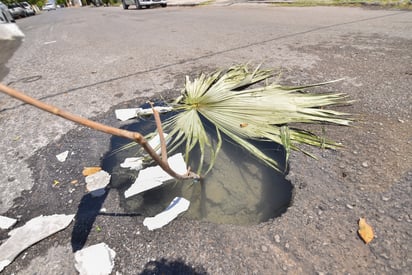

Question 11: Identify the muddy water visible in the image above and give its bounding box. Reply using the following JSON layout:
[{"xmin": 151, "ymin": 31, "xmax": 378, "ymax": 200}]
[{"xmin": 102, "ymin": 116, "xmax": 292, "ymax": 225}]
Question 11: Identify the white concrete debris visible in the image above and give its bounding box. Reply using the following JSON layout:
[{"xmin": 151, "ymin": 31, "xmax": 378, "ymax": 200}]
[
  {"xmin": 120, "ymin": 133, "xmax": 170, "ymax": 171},
  {"xmin": 85, "ymin": 170, "xmax": 111, "ymax": 197},
  {"xmin": 56, "ymin": 150, "xmax": 69, "ymax": 162},
  {"xmin": 0, "ymin": 214, "xmax": 74, "ymax": 272},
  {"xmin": 115, "ymin": 108, "xmax": 142, "ymax": 121},
  {"xmin": 115, "ymin": 106, "xmax": 173, "ymax": 121},
  {"xmin": 120, "ymin": 157, "xmax": 144, "ymax": 171},
  {"xmin": 124, "ymin": 153, "xmax": 187, "ymax": 198},
  {"xmin": 138, "ymin": 106, "xmax": 173, "ymax": 116},
  {"xmin": 143, "ymin": 197, "xmax": 190, "ymax": 230},
  {"xmin": 148, "ymin": 132, "xmax": 169, "ymax": 155},
  {"xmin": 74, "ymin": 243, "xmax": 116, "ymax": 275},
  {"xmin": 0, "ymin": 215, "xmax": 17, "ymax": 230}
]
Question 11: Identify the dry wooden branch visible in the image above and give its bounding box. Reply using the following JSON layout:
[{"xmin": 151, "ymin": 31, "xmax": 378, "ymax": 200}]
[
  {"xmin": 148, "ymin": 101, "xmax": 168, "ymax": 163},
  {"xmin": 0, "ymin": 83, "xmax": 200, "ymax": 181}
]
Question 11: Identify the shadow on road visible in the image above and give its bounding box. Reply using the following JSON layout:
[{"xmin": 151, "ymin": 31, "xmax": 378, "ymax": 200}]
[
  {"xmin": 71, "ymin": 191, "xmax": 142, "ymax": 252},
  {"xmin": 71, "ymin": 192, "xmax": 109, "ymax": 252},
  {"xmin": 140, "ymin": 258, "xmax": 208, "ymax": 275}
]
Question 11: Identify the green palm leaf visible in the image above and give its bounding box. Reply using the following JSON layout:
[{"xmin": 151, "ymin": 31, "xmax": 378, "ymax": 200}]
[{"xmin": 159, "ymin": 64, "xmax": 352, "ymax": 175}]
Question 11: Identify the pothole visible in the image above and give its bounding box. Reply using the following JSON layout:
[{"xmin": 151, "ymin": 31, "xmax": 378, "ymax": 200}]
[{"xmin": 102, "ymin": 107, "xmax": 293, "ymax": 225}]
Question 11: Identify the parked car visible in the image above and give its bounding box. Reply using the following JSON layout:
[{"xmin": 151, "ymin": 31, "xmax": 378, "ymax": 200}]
[
  {"xmin": 91, "ymin": 0, "xmax": 103, "ymax": 6},
  {"xmin": 121, "ymin": 0, "xmax": 167, "ymax": 10},
  {"xmin": 42, "ymin": 2, "xmax": 56, "ymax": 11},
  {"xmin": 0, "ymin": 1, "xmax": 15, "ymax": 23},
  {"xmin": 8, "ymin": 2, "xmax": 26, "ymax": 19},
  {"xmin": 19, "ymin": 2, "xmax": 35, "ymax": 16}
]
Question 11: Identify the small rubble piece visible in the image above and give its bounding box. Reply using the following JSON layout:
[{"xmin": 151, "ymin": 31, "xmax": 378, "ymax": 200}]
[
  {"xmin": 148, "ymin": 133, "xmax": 169, "ymax": 155},
  {"xmin": 56, "ymin": 150, "xmax": 69, "ymax": 162},
  {"xmin": 85, "ymin": 170, "xmax": 111, "ymax": 197},
  {"xmin": 115, "ymin": 106, "xmax": 173, "ymax": 121},
  {"xmin": 358, "ymin": 217, "xmax": 374, "ymax": 244},
  {"xmin": 346, "ymin": 204, "xmax": 354, "ymax": 209},
  {"xmin": 138, "ymin": 106, "xmax": 173, "ymax": 116},
  {"xmin": 0, "ymin": 215, "xmax": 17, "ymax": 230},
  {"xmin": 124, "ymin": 153, "xmax": 187, "ymax": 198},
  {"xmin": 82, "ymin": 166, "xmax": 102, "ymax": 176},
  {"xmin": 74, "ymin": 243, "xmax": 116, "ymax": 275},
  {"xmin": 120, "ymin": 157, "xmax": 144, "ymax": 171},
  {"xmin": 115, "ymin": 108, "xmax": 142, "ymax": 121},
  {"xmin": 0, "ymin": 214, "xmax": 74, "ymax": 272},
  {"xmin": 361, "ymin": 161, "xmax": 369, "ymax": 168},
  {"xmin": 120, "ymin": 133, "xmax": 169, "ymax": 171},
  {"xmin": 143, "ymin": 197, "xmax": 190, "ymax": 230}
]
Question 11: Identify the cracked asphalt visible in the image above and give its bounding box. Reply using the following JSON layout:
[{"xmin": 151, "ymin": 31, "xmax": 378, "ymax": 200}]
[{"xmin": 0, "ymin": 4, "xmax": 411, "ymax": 274}]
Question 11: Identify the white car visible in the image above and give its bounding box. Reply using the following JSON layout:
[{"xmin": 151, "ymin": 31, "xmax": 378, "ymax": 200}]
[
  {"xmin": 20, "ymin": 2, "xmax": 35, "ymax": 16},
  {"xmin": 122, "ymin": 0, "xmax": 167, "ymax": 9},
  {"xmin": 42, "ymin": 2, "xmax": 56, "ymax": 11}
]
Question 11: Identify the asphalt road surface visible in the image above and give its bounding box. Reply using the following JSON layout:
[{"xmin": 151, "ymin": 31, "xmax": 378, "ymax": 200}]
[{"xmin": 0, "ymin": 4, "xmax": 411, "ymax": 274}]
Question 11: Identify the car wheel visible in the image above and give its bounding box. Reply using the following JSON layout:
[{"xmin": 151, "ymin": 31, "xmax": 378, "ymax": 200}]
[
  {"xmin": 135, "ymin": 0, "xmax": 142, "ymax": 9},
  {"xmin": 161, "ymin": 3, "xmax": 167, "ymax": 7},
  {"xmin": 122, "ymin": 0, "xmax": 129, "ymax": 9}
]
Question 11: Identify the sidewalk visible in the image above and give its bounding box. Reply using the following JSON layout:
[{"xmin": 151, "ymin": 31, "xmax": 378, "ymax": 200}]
[{"xmin": 167, "ymin": 0, "xmax": 282, "ymax": 7}]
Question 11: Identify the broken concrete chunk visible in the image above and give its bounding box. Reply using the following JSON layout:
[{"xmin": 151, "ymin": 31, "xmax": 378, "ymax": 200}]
[
  {"xmin": 115, "ymin": 106, "xmax": 173, "ymax": 121},
  {"xmin": 0, "ymin": 260, "xmax": 11, "ymax": 273},
  {"xmin": 120, "ymin": 133, "xmax": 169, "ymax": 171},
  {"xmin": 143, "ymin": 197, "xmax": 190, "ymax": 230},
  {"xmin": 115, "ymin": 108, "xmax": 142, "ymax": 121},
  {"xmin": 85, "ymin": 170, "xmax": 111, "ymax": 197},
  {"xmin": 56, "ymin": 150, "xmax": 69, "ymax": 162},
  {"xmin": 74, "ymin": 243, "xmax": 116, "ymax": 275},
  {"xmin": 148, "ymin": 133, "xmax": 169, "ymax": 155},
  {"xmin": 124, "ymin": 153, "xmax": 187, "ymax": 198},
  {"xmin": 138, "ymin": 106, "xmax": 173, "ymax": 116},
  {"xmin": 120, "ymin": 157, "xmax": 144, "ymax": 171},
  {"xmin": 0, "ymin": 215, "xmax": 17, "ymax": 230},
  {"xmin": 0, "ymin": 214, "xmax": 74, "ymax": 272}
]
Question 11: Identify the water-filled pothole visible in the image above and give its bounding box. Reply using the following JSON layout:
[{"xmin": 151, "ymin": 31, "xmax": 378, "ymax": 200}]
[{"xmin": 102, "ymin": 110, "xmax": 292, "ymax": 225}]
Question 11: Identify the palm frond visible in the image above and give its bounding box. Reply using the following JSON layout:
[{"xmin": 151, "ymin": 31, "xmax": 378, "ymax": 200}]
[{"xmin": 160, "ymin": 64, "xmax": 352, "ymax": 175}]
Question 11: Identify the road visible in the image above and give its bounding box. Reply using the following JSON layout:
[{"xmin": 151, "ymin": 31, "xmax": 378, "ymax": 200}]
[{"xmin": 0, "ymin": 4, "xmax": 411, "ymax": 274}]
